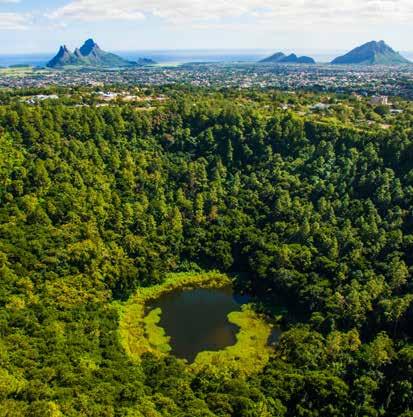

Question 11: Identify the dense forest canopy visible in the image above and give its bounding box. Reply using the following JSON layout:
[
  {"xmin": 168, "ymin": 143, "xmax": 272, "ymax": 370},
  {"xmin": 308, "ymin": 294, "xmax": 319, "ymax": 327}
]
[{"xmin": 0, "ymin": 88, "xmax": 412, "ymax": 417}]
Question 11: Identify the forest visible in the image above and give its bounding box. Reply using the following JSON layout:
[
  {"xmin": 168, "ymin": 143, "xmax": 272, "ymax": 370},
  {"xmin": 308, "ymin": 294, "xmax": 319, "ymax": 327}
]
[{"xmin": 0, "ymin": 88, "xmax": 412, "ymax": 417}]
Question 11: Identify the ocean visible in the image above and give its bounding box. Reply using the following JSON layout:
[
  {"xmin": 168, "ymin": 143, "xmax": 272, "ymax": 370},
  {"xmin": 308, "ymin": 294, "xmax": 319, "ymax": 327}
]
[
  {"xmin": 1, "ymin": 49, "xmax": 412, "ymax": 67},
  {"xmin": 0, "ymin": 50, "xmax": 277, "ymax": 67}
]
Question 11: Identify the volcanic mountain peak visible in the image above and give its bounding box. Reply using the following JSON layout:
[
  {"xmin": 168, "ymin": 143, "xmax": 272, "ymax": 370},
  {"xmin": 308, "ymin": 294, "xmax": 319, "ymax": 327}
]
[
  {"xmin": 260, "ymin": 51, "xmax": 316, "ymax": 64},
  {"xmin": 331, "ymin": 40, "xmax": 410, "ymax": 65},
  {"xmin": 47, "ymin": 39, "xmax": 156, "ymax": 68},
  {"xmin": 79, "ymin": 39, "xmax": 101, "ymax": 56}
]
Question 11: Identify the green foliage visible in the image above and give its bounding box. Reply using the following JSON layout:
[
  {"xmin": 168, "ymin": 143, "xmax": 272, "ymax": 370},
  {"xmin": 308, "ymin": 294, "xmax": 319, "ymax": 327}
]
[
  {"xmin": 193, "ymin": 305, "xmax": 273, "ymax": 376},
  {"xmin": 0, "ymin": 88, "xmax": 412, "ymax": 416},
  {"xmin": 143, "ymin": 308, "xmax": 172, "ymax": 354}
]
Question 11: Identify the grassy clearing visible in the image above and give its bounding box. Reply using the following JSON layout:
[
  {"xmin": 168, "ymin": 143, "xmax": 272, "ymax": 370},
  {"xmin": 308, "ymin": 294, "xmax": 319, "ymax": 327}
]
[
  {"xmin": 143, "ymin": 308, "xmax": 171, "ymax": 354},
  {"xmin": 118, "ymin": 271, "xmax": 231, "ymax": 362},
  {"xmin": 0, "ymin": 67, "xmax": 47, "ymax": 78},
  {"xmin": 118, "ymin": 271, "xmax": 274, "ymax": 375},
  {"xmin": 192, "ymin": 305, "xmax": 273, "ymax": 375}
]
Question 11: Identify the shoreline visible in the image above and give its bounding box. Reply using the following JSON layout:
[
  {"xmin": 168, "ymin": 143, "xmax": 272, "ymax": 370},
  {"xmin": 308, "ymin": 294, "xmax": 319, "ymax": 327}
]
[
  {"xmin": 118, "ymin": 272, "xmax": 232, "ymax": 362},
  {"xmin": 117, "ymin": 271, "xmax": 274, "ymax": 375}
]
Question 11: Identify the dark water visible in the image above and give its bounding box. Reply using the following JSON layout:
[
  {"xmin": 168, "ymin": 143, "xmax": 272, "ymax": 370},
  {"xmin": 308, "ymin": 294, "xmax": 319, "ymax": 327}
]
[{"xmin": 149, "ymin": 286, "xmax": 249, "ymax": 361}]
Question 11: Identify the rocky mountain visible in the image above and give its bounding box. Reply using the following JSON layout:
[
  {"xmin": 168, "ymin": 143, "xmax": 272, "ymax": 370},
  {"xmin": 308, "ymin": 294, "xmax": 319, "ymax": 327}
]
[
  {"xmin": 260, "ymin": 52, "xmax": 315, "ymax": 64},
  {"xmin": 47, "ymin": 39, "xmax": 156, "ymax": 68},
  {"xmin": 47, "ymin": 46, "xmax": 79, "ymax": 68},
  {"xmin": 331, "ymin": 40, "xmax": 410, "ymax": 65}
]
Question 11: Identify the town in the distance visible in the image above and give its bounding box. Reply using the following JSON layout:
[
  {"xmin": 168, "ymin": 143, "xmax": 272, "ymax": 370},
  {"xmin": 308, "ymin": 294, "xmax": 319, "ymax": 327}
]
[{"xmin": 0, "ymin": 38, "xmax": 412, "ymax": 100}]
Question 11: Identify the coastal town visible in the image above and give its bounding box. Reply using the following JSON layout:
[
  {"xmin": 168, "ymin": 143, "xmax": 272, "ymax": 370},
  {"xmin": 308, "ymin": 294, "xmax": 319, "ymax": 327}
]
[{"xmin": 0, "ymin": 62, "xmax": 412, "ymax": 99}]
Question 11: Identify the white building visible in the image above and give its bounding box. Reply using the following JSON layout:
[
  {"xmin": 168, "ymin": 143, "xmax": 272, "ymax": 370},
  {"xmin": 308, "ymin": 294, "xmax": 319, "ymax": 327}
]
[{"xmin": 370, "ymin": 96, "xmax": 388, "ymax": 106}]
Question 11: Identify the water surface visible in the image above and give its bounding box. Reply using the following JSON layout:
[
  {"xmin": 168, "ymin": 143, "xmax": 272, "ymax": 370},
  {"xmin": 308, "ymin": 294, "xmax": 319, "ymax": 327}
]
[{"xmin": 149, "ymin": 286, "xmax": 248, "ymax": 361}]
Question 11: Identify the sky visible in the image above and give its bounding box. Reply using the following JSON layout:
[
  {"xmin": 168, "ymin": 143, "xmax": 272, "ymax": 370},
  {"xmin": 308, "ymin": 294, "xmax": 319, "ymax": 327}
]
[{"xmin": 0, "ymin": 0, "xmax": 412, "ymax": 54}]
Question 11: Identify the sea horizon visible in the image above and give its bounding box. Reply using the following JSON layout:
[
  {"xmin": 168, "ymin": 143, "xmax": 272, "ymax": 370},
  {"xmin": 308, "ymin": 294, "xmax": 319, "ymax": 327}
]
[{"xmin": 1, "ymin": 48, "xmax": 413, "ymax": 67}]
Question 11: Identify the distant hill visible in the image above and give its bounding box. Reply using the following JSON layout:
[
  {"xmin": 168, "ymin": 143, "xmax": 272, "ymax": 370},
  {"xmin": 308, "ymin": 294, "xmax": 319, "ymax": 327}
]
[
  {"xmin": 331, "ymin": 41, "xmax": 410, "ymax": 65},
  {"xmin": 47, "ymin": 39, "xmax": 156, "ymax": 68},
  {"xmin": 9, "ymin": 64, "xmax": 32, "ymax": 68},
  {"xmin": 260, "ymin": 52, "xmax": 315, "ymax": 64}
]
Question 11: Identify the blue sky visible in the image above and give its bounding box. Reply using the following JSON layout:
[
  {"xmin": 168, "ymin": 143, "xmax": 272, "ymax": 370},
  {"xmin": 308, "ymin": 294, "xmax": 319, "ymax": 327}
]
[{"xmin": 1, "ymin": 0, "xmax": 412, "ymax": 54}]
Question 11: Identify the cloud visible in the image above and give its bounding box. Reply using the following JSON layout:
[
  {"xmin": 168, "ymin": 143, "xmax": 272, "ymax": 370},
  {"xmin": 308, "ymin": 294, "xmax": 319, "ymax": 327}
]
[
  {"xmin": 55, "ymin": 8, "xmax": 145, "ymax": 22},
  {"xmin": 0, "ymin": 12, "xmax": 30, "ymax": 30},
  {"xmin": 48, "ymin": 0, "xmax": 413, "ymax": 27},
  {"xmin": 47, "ymin": 0, "xmax": 146, "ymax": 22}
]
